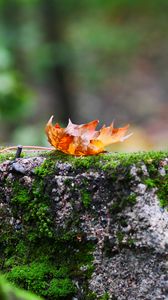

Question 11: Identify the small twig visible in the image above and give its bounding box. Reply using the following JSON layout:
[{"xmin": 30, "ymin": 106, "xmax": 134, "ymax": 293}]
[
  {"xmin": 0, "ymin": 146, "xmax": 54, "ymax": 153},
  {"xmin": 15, "ymin": 145, "xmax": 23, "ymax": 159}
]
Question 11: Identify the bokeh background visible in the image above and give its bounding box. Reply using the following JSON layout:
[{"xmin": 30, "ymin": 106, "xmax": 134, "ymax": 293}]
[{"xmin": 0, "ymin": 0, "xmax": 168, "ymax": 152}]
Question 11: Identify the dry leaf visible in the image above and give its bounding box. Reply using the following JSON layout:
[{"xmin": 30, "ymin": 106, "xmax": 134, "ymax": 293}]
[{"xmin": 45, "ymin": 116, "xmax": 132, "ymax": 156}]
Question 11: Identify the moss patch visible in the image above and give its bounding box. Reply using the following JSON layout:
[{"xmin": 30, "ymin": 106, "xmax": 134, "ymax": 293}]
[
  {"xmin": 81, "ymin": 190, "xmax": 92, "ymax": 208},
  {"xmin": 110, "ymin": 192, "xmax": 136, "ymax": 215},
  {"xmin": 1, "ymin": 149, "xmax": 167, "ymax": 172},
  {"xmin": 100, "ymin": 151, "xmax": 168, "ymax": 171},
  {"xmin": 144, "ymin": 158, "xmax": 168, "ymax": 208},
  {"xmin": 1, "ymin": 165, "xmax": 96, "ymax": 299},
  {"xmin": 5, "ymin": 262, "xmax": 75, "ymax": 298},
  {"xmin": 157, "ymin": 176, "xmax": 168, "ymax": 208},
  {"xmin": 0, "ymin": 152, "xmax": 15, "ymax": 163}
]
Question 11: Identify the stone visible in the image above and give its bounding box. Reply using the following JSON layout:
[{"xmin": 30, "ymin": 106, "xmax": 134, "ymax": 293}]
[{"xmin": 0, "ymin": 151, "xmax": 167, "ymax": 300}]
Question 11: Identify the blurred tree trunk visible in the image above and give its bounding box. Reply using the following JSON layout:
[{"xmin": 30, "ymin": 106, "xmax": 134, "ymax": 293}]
[
  {"xmin": 0, "ymin": 0, "xmax": 23, "ymax": 142},
  {"xmin": 1, "ymin": 0, "xmax": 24, "ymax": 72},
  {"xmin": 40, "ymin": 0, "xmax": 75, "ymax": 124}
]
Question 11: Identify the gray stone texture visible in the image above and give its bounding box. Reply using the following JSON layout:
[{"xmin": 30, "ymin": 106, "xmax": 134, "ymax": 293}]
[{"xmin": 0, "ymin": 154, "xmax": 168, "ymax": 300}]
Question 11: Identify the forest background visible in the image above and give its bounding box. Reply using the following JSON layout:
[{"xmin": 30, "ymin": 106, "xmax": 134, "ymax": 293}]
[{"xmin": 0, "ymin": 0, "xmax": 168, "ymax": 152}]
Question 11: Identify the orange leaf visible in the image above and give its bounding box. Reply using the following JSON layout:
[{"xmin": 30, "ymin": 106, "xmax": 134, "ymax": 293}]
[{"xmin": 45, "ymin": 116, "xmax": 132, "ymax": 156}]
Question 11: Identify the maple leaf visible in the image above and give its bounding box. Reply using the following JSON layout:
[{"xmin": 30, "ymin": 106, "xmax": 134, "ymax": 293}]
[{"xmin": 45, "ymin": 116, "xmax": 132, "ymax": 156}]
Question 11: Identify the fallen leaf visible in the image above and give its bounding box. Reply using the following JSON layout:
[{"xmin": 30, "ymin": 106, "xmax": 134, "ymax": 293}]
[{"xmin": 45, "ymin": 116, "xmax": 132, "ymax": 156}]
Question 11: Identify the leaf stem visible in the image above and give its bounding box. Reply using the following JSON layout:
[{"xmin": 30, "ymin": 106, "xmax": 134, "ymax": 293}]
[{"xmin": 0, "ymin": 146, "xmax": 54, "ymax": 153}]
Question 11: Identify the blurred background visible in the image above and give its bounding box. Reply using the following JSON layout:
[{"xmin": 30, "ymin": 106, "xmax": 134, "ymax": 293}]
[{"xmin": 0, "ymin": 0, "xmax": 168, "ymax": 152}]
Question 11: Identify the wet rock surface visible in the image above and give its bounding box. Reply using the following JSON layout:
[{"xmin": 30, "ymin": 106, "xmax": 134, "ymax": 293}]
[{"xmin": 0, "ymin": 153, "xmax": 168, "ymax": 300}]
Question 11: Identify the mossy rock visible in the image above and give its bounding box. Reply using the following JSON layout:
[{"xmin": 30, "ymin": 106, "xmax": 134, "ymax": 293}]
[{"xmin": 0, "ymin": 150, "xmax": 167, "ymax": 299}]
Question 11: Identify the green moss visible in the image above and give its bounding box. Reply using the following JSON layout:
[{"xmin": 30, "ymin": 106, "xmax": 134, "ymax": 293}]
[
  {"xmin": 73, "ymin": 154, "xmax": 103, "ymax": 169},
  {"xmin": 35, "ymin": 150, "xmax": 168, "ymax": 173},
  {"xmin": 81, "ymin": 190, "xmax": 92, "ymax": 208},
  {"xmin": 2, "ymin": 168, "xmax": 96, "ymax": 299},
  {"xmin": 144, "ymin": 158, "xmax": 168, "ymax": 208},
  {"xmin": 0, "ymin": 152, "xmax": 15, "ymax": 163},
  {"xmin": 0, "ymin": 150, "xmax": 27, "ymax": 163},
  {"xmin": 164, "ymin": 165, "xmax": 168, "ymax": 171},
  {"xmin": 5, "ymin": 262, "xmax": 76, "ymax": 298},
  {"xmin": 156, "ymin": 174, "xmax": 168, "ymax": 208},
  {"xmin": 0, "ymin": 149, "xmax": 168, "ymax": 170},
  {"xmin": 101, "ymin": 151, "xmax": 168, "ymax": 171},
  {"xmin": 100, "ymin": 292, "xmax": 110, "ymax": 300},
  {"xmin": 1, "ymin": 149, "xmax": 163, "ymax": 182},
  {"xmin": 144, "ymin": 178, "xmax": 156, "ymax": 188},
  {"xmin": 12, "ymin": 183, "xmax": 30, "ymax": 204},
  {"xmin": 34, "ymin": 150, "xmax": 102, "ymax": 172},
  {"xmin": 10, "ymin": 180, "xmax": 53, "ymax": 239},
  {"xmin": 85, "ymin": 291, "xmax": 97, "ymax": 299},
  {"xmin": 116, "ymin": 231, "xmax": 124, "ymax": 244},
  {"xmin": 127, "ymin": 238, "xmax": 136, "ymax": 247},
  {"xmin": 3, "ymin": 222, "xmax": 95, "ymax": 299},
  {"xmin": 110, "ymin": 193, "xmax": 136, "ymax": 214},
  {"xmin": 127, "ymin": 193, "xmax": 136, "ymax": 204}
]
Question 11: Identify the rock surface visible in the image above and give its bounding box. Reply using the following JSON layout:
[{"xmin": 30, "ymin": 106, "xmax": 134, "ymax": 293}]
[{"xmin": 0, "ymin": 151, "xmax": 167, "ymax": 300}]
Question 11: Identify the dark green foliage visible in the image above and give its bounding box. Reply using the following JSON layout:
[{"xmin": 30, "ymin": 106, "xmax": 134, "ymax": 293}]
[{"xmin": 0, "ymin": 81, "xmax": 29, "ymax": 121}]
